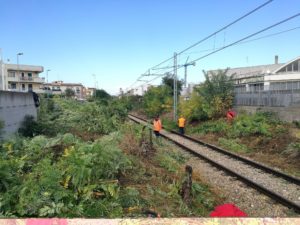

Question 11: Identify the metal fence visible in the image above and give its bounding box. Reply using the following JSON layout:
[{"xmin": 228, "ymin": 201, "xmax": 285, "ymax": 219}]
[{"xmin": 234, "ymin": 88, "xmax": 300, "ymax": 107}]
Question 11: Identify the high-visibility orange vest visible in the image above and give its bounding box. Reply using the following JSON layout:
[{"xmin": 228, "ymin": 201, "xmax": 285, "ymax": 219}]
[
  {"xmin": 178, "ymin": 117, "xmax": 186, "ymax": 127},
  {"xmin": 153, "ymin": 119, "xmax": 162, "ymax": 131}
]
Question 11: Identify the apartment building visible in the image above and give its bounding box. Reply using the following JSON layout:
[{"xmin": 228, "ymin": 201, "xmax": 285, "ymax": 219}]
[
  {"xmin": 0, "ymin": 61, "xmax": 44, "ymax": 93},
  {"xmin": 44, "ymin": 81, "xmax": 85, "ymax": 99}
]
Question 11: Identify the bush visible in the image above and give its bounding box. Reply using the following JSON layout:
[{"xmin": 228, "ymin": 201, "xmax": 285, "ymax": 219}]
[
  {"xmin": 293, "ymin": 120, "xmax": 300, "ymax": 128},
  {"xmin": 179, "ymin": 93, "xmax": 208, "ymax": 122},
  {"xmin": 18, "ymin": 115, "xmax": 40, "ymax": 137},
  {"xmin": 0, "ymin": 133, "xmax": 133, "ymax": 217},
  {"xmin": 218, "ymin": 138, "xmax": 249, "ymax": 153},
  {"xmin": 190, "ymin": 119, "xmax": 230, "ymax": 135},
  {"xmin": 231, "ymin": 113, "xmax": 272, "ymax": 137},
  {"xmin": 142, "ymin": 86, "xmax": 173, "ymax": 117},
  {"xmin": 35, "ymin": 98, "xmax": 128, "ymax": 137}
]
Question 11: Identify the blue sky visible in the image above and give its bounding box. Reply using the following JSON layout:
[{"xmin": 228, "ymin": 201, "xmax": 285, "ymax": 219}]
[{"xmin": 1, "ymin": 0, "xmax": 300, "ymax": 94}]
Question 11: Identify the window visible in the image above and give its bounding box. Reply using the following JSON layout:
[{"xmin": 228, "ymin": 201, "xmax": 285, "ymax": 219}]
[
  {"xmin": 293, "ymin": 61, "xmax": 299, "ymax": 72},
  {"xmin": 28, "ymin": 84, "xmax": 33, "ymax": 91},
  {"xmin": 287, "ymin": 64, "xmax": 293, "ymax": 72},
  {"xmin": 9, "ymin": 83, "xmax": 17, "ymax": 89},
  {"xmin": 22, "ymin": 84, "xmax": 25, "ymax": 91},
  {"xmin": 28, "ymin": 73, "xmax": 33, "ymax": 80},
  {"xmin": 52, "ymin": 86, "xmax": 61, "ymax": 91},
  {"xmin": 8, "ymin": 71, "xmax": 15, "ymax": 77},
  {"xmin": 249, "ymin": 83, "xmax": 263, "ymax": 92},
  {"xmin": 270, "ymin": 81, "xmax": 300, "ymax": 90},
  {"xmin": 234, "ymin": 85, "xmax": 246, "ymax": 93}
]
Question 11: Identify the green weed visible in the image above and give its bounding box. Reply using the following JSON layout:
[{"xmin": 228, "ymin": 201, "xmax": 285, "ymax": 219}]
[{"xmin": 218, "ymin": 138, "xmax": 250, "ymax": 153}]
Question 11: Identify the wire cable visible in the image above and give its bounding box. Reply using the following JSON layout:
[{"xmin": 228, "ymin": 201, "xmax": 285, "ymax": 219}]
[
  {"xmin": 126, "ymin": 0, "xmax": 274, "ymax": 91},
  {"xmin": 184, "ymin": 13, "xmax": 300, "ymax": 68},
  {"xmin": 130, "ymin": 16, "xmax": 300, "ymax": 92},
  {"xmin": 150, "ymin": 0, "xmax": 274, "ymax": 70}
]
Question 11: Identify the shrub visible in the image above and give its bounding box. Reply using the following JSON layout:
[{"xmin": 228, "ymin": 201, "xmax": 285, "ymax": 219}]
[
  {"xmin": 218, "ymin": 138, "xmax": 249, "ymax": 153},
  {"xmin": 190, "ymin": 119, "xmax": 230, "ymax": 135},
  {"xmin": 18, "ymin": 115, "xmax": 40, "ymax": 137},
  {"xmin": 142, "ymin": 86, "xmax": 173, "ymax": 117},
  {"xmin": 179, "ymin": 92, "xmax": 208, "ymax": 122},
  {"xmin": 0, "ymin": 133, "xmax": 133, "ymax": 217},
  {"xmin": 231, "ymin": 113, "xmax": 272, "ymax": 137},
  {"xmin": 293, "ymin": 120, "xmax": 300, "ymax": 128},
  {"xmin": 197, "ymin": 69, "xmax": 234, "ymax": 119}
]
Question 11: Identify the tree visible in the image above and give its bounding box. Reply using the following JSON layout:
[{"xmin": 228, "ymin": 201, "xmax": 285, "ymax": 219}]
[
  {"xmin": 65, "ymin": 88, "xmax": 75, "ymax": 98},
  {"xmin": 196, "ymin": 69, "xmax": 234, "ymax": 118},
  {"xmin": 142, "ymin": 86, "xmax": 173, "ymax": 117},
  {"xmin": 95, "ymin": 89, "xmax": 111, "ymax": 100},
  {"xmin": 179, "ymin": 91, "xmax": 208, "ymax": 121},
  {"xmin": 162, "ymin": 76, "xmax": 183, "ymax": 96}
]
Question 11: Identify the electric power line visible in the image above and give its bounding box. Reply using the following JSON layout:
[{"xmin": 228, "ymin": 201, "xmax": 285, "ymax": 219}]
[
  {"xmin": 185, "ymin": 12, "xmax": 300, "ymax": 68},
  {"xmin": 126, "ymin": 0, "xmax": 274, "ymax": 89},
  {"xmin": 181, "ymin": 26, "xmax": 300, "ymax": 55},
  {"xmin": 133, "ymin": 13, "xmax": 300, "ymax": 90},
  {"xmin": 150, "ymin": 0, "xmax": 274, "ymax": 71}
]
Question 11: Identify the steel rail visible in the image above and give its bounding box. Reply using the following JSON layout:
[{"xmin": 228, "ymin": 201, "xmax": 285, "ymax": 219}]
[
  {"xmin": 128, "ymin": 114, "xmax": 300, "ymax": 213},
  {"xmin": 128, "ymin": 114, "xmax": 300, "ymax": 185}
]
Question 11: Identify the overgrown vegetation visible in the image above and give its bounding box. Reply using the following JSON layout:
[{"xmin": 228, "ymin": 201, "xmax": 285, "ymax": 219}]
[
  {"xmin": 0, "ymin": 133, "xmax": 135, "ymax": 217},
  {"xmin": 190, "ymin": 112, "xmax": 284, "ymax": 138},
  {"xmin": 1, "ymin": 94, "xmax": 220, "ymax": 217},
  {"xmin": 22, "ymin": 97, "xmax": 128, "ymax": 139},
  {"xmin": 142, "ymin": 86, "xmax": 173, "ymax": 117}
]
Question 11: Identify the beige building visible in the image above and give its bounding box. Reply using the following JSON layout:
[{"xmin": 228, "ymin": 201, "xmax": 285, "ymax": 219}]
[
  {"xmin": 0, "ymin": 61, "xmax": 44, "ymax": 93},
  {"xmin": 44, "ymin": 81, "xmax": 85, "ymax": 99},
  {"xmin": 83, "ymin": 87, "xmax": 96, "ymax": 98}
]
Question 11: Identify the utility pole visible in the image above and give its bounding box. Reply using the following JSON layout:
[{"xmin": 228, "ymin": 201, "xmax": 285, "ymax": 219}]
[
  {"xmin": 173, "ymin": 52, "xmax": 178, "ymax": 121},
  {"xmin": 183, "ymin": 61, "xmax": 196, "ymax": 88},
  {"xmin": 17, "ymin": 53, "xmax": 23, "ymax": 91},
  {"xmin": 46, "ymin": 69, "xmax": 51, "ymax": 98}
]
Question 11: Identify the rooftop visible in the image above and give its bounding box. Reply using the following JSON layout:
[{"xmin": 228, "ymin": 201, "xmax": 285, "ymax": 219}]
[{"xmin": 5, "ymin": 63, "xmax": 44, "ymax": 73}]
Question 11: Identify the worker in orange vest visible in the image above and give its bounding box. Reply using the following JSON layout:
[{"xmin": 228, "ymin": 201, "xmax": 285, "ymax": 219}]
[
  {"xmin": 153, "ymin": 115, "xmax": 162, "ymax": 137},
  {"xmin": 178, "ymin": 115, "xmax": 186, "ymax": 135}
]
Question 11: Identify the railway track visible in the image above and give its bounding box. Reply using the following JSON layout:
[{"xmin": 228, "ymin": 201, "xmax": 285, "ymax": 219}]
[{"xmin": 128, "ymin": 114, "xmax": 300, "ymax": 213}]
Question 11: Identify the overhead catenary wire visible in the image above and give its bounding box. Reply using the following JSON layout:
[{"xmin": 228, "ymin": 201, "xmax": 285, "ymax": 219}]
[
  {"xmin": 133, "ymin": 13, "xmax": 300, "ymax": 89},
  {"xmin": 184, "ymin": 12, "xmax": 300, "ymax": 68},
  {"xmin": 181, "ymin": 26, "xmax": 300, "ymax": 55},
  {"xmin": 126, "ymin": 0, "xmax": 274, "ymax": 91},
  {"xmin": 151, "ymin": 0, "xmax": 274, "ymax": 70}
]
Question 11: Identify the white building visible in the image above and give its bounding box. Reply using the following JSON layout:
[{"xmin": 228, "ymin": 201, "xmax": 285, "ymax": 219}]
[
  {"xmin": 0, "ymin": 61, "xmax": 44, "ymax": 93},
  {"xmin": 208, "ymin": 56, "xmax": 300, "ymax": 122},
  {"xmin": 221, "ymin": 56, "xmax": 300, "ymax": 92}
]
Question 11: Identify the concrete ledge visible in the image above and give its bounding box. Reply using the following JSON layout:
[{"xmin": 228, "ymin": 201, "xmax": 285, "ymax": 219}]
[{"xmin": 0, "ymin": 91, "xmax": 37, "ymax": 139}]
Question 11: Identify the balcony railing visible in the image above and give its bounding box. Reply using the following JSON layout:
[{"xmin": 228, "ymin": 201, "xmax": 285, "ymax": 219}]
[{"xmin": 7, "ymin": 76, "xmax": 45, "ymax": 83}]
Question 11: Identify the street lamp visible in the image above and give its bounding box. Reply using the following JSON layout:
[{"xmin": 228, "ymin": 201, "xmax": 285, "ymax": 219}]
[
  {"xmin": 46, "ymin": 69, "xmax": 51, "ymax": 97},
  {"xmin": 17, "ymin": 53, "xmax": 23, "ymax": 91},
  {"xmin": 17, "ymin": 52, "xmax": 23, "ymax": 65}
]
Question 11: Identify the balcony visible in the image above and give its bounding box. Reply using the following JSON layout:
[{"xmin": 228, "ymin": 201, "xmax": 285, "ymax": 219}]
[{"xmin": 7, "ymin": 76, "xmax": 45, "ymax": 83}]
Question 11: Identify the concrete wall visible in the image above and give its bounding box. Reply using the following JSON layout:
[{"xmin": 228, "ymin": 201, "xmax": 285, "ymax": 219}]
[
  {"xmin": 0, "ymin": 91, "xmax": 37, "ymax": 139},
  {"xmin": 235, "ymin": 105, "xmax": 300, "ymax": 122}
]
